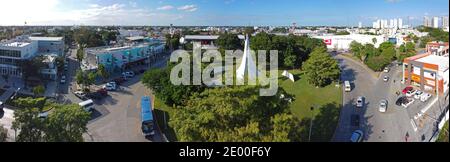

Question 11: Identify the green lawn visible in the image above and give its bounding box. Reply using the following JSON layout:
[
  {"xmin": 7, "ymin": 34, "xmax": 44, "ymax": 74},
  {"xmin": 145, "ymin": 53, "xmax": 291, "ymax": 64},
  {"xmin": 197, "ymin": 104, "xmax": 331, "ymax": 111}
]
[
  {"xmin": 279, "ymin": 70, "xmax": 342, "ymax": 120},
  {"xmin": 153, "ymin": 69, "xmax": 343, "ymax": 142},
  {"xmin": 437, "ymin": 121, "xmax": 449, "ymax": 142},
  {"xmin": 153, "ymin": 96, "xmax": 178, "ymax": 142}
]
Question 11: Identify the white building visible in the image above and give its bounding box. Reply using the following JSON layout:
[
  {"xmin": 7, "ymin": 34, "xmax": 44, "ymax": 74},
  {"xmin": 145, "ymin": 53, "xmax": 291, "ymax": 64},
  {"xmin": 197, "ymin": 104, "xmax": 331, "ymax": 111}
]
[
  {"xmin": 398, "ymin": 18, "xmax": 403, "ymax": 29},
  {"xmin": 424, "ymin": 16, "xmax": 432, "ymax": 27},
  {"xmin": 358, "ymin": 22, "xmax": 362, "ymax": 28},
  {"xmin": 442, "ymin": 16, "xmax": 449, "ymax": 31},
  {"xmin": 0, "ymin": 41, "xmax": 39, "ymax": 77},
  {"xmin": 312, "ymin": 34, "xmax": 386, "ymax": 51},
  {"xmin": 29, "ymin": 37, "xmax": 64, "ymax": 56},
  {"xmin": 433, "ymin": 17, "xmax": 439, "ymax": 28}
]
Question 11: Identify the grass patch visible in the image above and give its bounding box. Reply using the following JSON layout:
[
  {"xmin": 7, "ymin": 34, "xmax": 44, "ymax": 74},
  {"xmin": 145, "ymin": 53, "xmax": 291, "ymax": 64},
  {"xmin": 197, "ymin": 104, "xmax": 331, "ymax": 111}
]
[
  {"xmin": 437, "ymin": 121, "xmax": 448, "ymax": 142},
  {"xmin": 153, "ymin": 96, "xmax": 178, "ymax": 142},
  {"xmin": 279, "ymin": 69, "xmax": 342, "ymax": 141}
]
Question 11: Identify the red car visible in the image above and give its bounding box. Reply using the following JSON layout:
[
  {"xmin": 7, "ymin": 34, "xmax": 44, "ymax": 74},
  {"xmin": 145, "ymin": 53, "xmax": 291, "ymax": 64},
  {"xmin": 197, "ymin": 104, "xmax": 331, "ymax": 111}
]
[
  {"xmin": 402, "ymin": 86, "xmax": 413, "ymax": 94},
  {"xmin": 96, "ymin": 88, "xmax": 108, "ymax": 96}
]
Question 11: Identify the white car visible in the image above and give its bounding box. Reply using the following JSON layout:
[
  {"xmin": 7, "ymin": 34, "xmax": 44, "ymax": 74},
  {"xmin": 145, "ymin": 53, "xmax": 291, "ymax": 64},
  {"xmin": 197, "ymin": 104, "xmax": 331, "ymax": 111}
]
[
  {"xmin": 406, "ymin": 90, "xmax": 417, "ymax": 98},
  {"xmin": 60, "ymin": 76, "xmax": 66, "ymax": 84},
  {"xmin": 103, "ymin": 82, "xmax": 117, "ymax": 91},
  {"xmin": 350, "ymin": 130, "xmax": 364, "ymax": 142},
  {"xmin": 414, "ymin": 90, "xmax": 424, "ymax": 100},
  {"xmin": 383, "ymin": 67, "xmax": 390, "ymax": 73},
  {"xmin": 122, "ymin": 71, "xmax": 135, "ymax": 78},
  {"xmin": 379, "ymin": 100, "xmax": 388, "ymax": 113},
  {"xmin": 383, "ymin": 76, "xmax": 389, "ymax": 82},
  {"xmin": 420, "ymin": 93, "xmax": 432, "ymax": 102},
  {"xmin": 402, "ymin": 98, "xmax": 415, "ymax": 108}
]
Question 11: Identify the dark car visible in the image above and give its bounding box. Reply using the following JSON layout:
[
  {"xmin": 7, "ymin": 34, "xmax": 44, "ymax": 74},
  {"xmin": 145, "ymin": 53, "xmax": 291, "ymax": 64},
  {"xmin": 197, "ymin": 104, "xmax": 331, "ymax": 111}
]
[
  {"xmin": 96, "ymin": 88, "xmax": 108, "ymax": 96},
  {"xmin": 86, "ymin": 92, "xmax": 104, "ymax": 100},
  {"xmin": 139, "ymin": 69, "xmax": 146, "ymax": 74},
  {"xmin": 114, "ymin": 77, "xmax": 126, "ymax": 85},
  {"xmin": 396, "ymin": 96, "xmax": 407, "ymax": 106},
  {"xmin": 351, "ymin": 114, "xmax": 360, "ymax": 127}
]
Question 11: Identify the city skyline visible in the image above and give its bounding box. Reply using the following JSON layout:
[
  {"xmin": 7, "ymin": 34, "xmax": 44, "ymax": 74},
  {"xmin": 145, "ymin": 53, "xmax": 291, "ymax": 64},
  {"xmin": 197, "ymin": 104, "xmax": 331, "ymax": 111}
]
[{"xmin": 0, "ymin": 0, "xmax": 448, "ymax": 26}]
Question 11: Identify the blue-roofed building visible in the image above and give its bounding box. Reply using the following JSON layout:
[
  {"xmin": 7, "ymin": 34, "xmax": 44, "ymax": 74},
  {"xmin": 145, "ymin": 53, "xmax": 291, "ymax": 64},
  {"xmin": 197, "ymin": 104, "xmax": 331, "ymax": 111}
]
[{"xmin": 83, "ymin": 38, "xmax": 165, "ymax": 73}]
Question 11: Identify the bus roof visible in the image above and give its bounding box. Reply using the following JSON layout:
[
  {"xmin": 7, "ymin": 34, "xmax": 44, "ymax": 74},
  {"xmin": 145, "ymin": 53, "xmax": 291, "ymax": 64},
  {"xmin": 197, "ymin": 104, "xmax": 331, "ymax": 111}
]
[{"xmin": 141, "ymin": 96, "xmax": 153, "ymax": 121}]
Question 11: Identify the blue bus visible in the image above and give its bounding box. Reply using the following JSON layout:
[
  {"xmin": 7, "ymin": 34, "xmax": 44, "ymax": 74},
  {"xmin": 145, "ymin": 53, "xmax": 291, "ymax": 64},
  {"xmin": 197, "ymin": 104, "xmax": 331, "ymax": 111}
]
[{"xmin": 141, "ymin": 96, "xmax": 155, "ymax": 136}]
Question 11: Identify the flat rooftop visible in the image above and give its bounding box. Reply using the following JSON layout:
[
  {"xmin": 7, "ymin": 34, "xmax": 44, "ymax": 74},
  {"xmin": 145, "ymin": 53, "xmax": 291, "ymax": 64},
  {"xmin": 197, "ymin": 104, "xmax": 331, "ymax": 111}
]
[
  {"xmin": 184, "ymin": 35, "xmax": 245, "ymax": 40},
  {"xmin": 0, "ymin": 42, "xmax": 31, "ymax": 47},
  {"xmin": 416, "ymin": 55, "xmax": 449, "ymax": 71},
  {"xmin": 126, "ymin": 36, "xmax": 146, "ymax": 41},
  {"xmin": 29, "ymin": 37, "xmax": 63, "ymax": 41}
]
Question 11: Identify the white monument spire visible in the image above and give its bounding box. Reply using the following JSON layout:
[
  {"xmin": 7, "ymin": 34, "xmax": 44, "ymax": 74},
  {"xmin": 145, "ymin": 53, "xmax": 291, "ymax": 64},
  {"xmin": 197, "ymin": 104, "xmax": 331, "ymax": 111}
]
[{"xmin": 236, "ymin": 35, "xmax": 258, "ymax": 82}]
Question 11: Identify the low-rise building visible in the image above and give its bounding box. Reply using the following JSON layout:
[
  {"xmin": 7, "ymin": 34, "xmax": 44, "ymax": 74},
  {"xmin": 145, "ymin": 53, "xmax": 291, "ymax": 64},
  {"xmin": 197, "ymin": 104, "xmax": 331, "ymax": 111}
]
[
  {"xmin": 29, "ymin": 37, "xmax": 65, "ymax": 56},
  {"xmin": 40, "ymin": 54, "xmax": 58, "ymax": 80},
  {"xmin": 403, "ymin": 53, "xmax": 449, "ymax": 96},
  {"xmin": 312, "ymin": 34, "xmax": 386, "ymax": 51},
  {"xmin": 426, "ymin": 41, "xmax": 449, "ymax": 56},
  {"xmin": 84, "ymin": 39, "xmax": 165, "ymax": 73},
  {"xmin": 0, "ymin": 41, "xmax": 38, "ymax": 77}
]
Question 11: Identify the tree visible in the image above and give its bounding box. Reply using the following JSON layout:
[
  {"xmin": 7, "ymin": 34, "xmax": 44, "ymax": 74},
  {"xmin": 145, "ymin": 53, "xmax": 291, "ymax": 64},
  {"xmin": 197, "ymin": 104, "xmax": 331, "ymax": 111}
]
[
  {"xmin": 97, "ymin": 64, "xmax": 109, "ymax": 82},
  {"xmin": 86, "ymin": 72, "xmax": 97, "ymax": 91},
  {"xmin": 169, "ymin": 86, "xmax": 301, "ymax": 142},
  {"xmin": 0, "ymin": 125, "xmax": 7, "ymax": 142},
  {"xmin": 76, "ymin": 47, "xmax": 84, "ymax": 64},
  {"xmin": 335, "ymin": 31, "xmax": 350, "ymax": 35},
  {"xmin": 11, "ymin": 97, "xmax": 90, "ymax": 142},
  {"xmin": 366, "ymin": 55, "xmax": 390, "ymax": 71},
  {"xmin": 302, "ymin": 47, "xmax": 341, "ymax": 87},
  {"xmin": 44, "ymin": 104, "xmax": 90, "ymax": 142},
  {"xmin": 349, "ymin": 41, "xmax": 363, "ymax": 61},
  {"xmin": 283, "ymin": 46, "xmax": 297, "ymax": 69},
  {"xmin": 32, "ymin": 85, "xmax": 45, "ymax": 97},
  {"xmin": 12, "ymin": 107, "xmax": 45, "ymax": 142},
  {"xmin": 18, "ymin": 56, "xmax": 46, "ymax": 86},
  {"xmin": 217, "ymin": 33, "xmax": 242, "ymax": 50},
  {"xmin": 372, "ymin": 38, "xmax": 377, "ymax": 45}
]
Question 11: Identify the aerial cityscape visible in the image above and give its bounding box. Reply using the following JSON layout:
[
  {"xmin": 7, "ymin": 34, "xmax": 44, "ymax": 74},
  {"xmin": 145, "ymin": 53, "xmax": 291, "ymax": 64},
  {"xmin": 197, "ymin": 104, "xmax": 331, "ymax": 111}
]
[{"xmin": 0, "ymin": 0, "xmax": 448, "ymax": 144}]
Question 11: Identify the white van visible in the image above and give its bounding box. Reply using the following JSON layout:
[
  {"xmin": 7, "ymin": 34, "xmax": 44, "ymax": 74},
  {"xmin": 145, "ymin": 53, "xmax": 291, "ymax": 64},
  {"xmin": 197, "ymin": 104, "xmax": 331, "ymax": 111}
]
[
  {"xmin": 344, "ymin": 81, "xmax": 351, "ymax": 92},
  {"xmin": 79, "ymin": 99, "xmax": 94, "ymax": 112}
]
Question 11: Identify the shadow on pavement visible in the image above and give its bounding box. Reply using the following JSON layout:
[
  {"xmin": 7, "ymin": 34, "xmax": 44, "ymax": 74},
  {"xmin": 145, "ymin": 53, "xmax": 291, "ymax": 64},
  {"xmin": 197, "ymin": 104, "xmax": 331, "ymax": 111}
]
[{"xmin": 154, "ymin": 109, "xmax": 178, "ymax": 142}]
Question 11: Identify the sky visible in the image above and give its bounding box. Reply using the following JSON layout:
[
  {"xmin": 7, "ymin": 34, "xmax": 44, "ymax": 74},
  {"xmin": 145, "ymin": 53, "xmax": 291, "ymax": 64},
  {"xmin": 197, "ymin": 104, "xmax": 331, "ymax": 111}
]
[{"xmin": 0, "ymin": 0, "xmax": 448, "ymax": 26}]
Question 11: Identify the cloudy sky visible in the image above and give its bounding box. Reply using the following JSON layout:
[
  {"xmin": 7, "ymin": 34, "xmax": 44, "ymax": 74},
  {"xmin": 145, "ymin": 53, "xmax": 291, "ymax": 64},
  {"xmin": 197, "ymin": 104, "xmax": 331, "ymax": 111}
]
[{"xmin": 0, "ymin": 0, "xmax": 448, "ymax": 26}]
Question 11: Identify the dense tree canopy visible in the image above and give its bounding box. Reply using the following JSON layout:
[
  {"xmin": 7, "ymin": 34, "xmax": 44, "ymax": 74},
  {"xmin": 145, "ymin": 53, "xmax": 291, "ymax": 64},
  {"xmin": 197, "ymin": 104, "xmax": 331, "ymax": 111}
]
[
  {"xmin": 302, "ymin": 47, "xmax": 340, "ymax": 87},
  {"xmin": 11, "ymin": 98, "xmax": 90, "ymax": 142},
  {"xmin": 170, "ymin": 86, "xmax": 304, "ymax": 142},
  {"xmin": 250, "ymin": 32, "xmax": 325, "ymax": 68},
  {"xmin": 217, "ymin": 33, "xmax": 242, "ymax": 50}
]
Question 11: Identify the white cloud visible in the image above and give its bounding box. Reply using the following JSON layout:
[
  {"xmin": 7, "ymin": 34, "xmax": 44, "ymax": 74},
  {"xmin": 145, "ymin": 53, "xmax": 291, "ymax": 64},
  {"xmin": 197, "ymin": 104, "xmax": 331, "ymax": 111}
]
[
  {"xmin": 178, "ymin": 5, "xmax": 198, "ymax": 12},
  {"xmin": 157, "ymin": 5, "xmax": 174, "ymax": 10}
]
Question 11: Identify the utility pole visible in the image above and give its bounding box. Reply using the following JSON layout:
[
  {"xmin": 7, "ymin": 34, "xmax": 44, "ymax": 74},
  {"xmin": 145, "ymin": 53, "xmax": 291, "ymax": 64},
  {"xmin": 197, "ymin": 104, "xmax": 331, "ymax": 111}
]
[{"xmin": 308, "ymin": 106, "xmax": 315, "ymax": 142}]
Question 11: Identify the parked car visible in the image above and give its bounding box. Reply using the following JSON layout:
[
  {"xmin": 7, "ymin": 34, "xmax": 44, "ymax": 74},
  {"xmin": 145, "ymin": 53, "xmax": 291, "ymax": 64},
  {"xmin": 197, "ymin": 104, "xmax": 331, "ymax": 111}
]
[
  {"xmin": 383, "ymin": 76, "xmax": 389, "ymax": 82},
  {"xmin": 383, "ymin": 67, "xmax": 390, "ymax": 73},
  {"xmin": 396, "ymin": 96, "xmax": 414, "ymax": 108},
  {"xmin": 96, "ymin": 88, "xmax": 108, "ymax": 96},
  {"xmin": 406, "ymin": 89, "xmax": 417, "ymax": 98},
  {"xmin": 103, "ymin": 82, "xmax": 117, "ymax": 91},
  {"xmin": 356, "ymin": 96, "xmax": 364, "ymax": 108},
  {"xmin": 86, "ymin": 92, "xmax": 104, "ymax": 100},
  {"xmin": 402, "ymin": 86, "xmax": 413, "ymax": 94},
  {"xmin": 0, "ymin": 101, "xmax": 4, "ymax": 112},
  {"xmin": 139, "ymin": 69, "xmax": 146, "ymax": 74},
  {"xmin": 122, "ymin": 71, "xmax": 135, "ymax": 78},
  {"xmin": 414, "ymin": 90, "xmax": 424, "ymax": 100},
  {"xmin": 60, "ymin": 76, "xmax": 66, "ymax": 84},
  {"xmin": 351, "ymin": 114, "xmax": 360, "ymax": 127},
  {"xmin": 379, "ymin": 100, "xmax": 388, "ymax": 113},
  {"xmin": 74, "ymin": 91, "xmax": 87, "ymax": 100},
  {"xmin": 350, "ymin": 130, "xmax": 364, "ymax": 142},
  {"xmin": 114, "ymin": 78, "xmax": 126, "ymax": 85},
  {"xmin": 420, "ymin": 93, "xmax": 432, "ymax": 102}
]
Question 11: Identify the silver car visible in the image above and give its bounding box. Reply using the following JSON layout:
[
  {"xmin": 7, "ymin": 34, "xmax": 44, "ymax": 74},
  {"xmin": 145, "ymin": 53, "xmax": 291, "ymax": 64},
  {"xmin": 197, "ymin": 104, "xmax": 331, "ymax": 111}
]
[
  {"xmin": 356, "ymin": 96, "xmax": 364, "ymax": 108},
  {"xmin": 379, "ymin": 100, "xmax": 387, "ymax": 113}
]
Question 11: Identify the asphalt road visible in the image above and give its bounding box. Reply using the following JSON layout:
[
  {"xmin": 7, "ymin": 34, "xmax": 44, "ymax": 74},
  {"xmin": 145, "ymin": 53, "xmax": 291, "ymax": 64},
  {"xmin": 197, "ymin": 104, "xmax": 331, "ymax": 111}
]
[{"xmin": 333, "ymin": 55, "xmax": 417, "ymax": 142}]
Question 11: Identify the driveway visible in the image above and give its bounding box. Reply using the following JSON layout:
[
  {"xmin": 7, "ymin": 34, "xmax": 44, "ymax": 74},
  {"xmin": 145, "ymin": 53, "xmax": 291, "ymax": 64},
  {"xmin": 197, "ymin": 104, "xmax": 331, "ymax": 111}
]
[{"xmin": 333, "ymin": 55, "xmax": 417, "ymax": 142}]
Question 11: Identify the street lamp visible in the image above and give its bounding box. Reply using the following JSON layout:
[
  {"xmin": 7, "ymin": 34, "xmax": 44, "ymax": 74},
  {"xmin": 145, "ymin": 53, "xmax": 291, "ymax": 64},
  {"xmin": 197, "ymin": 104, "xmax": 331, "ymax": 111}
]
[{"xmin": 308, "ymin": 106, "xmax": 314, "ymax": 142}]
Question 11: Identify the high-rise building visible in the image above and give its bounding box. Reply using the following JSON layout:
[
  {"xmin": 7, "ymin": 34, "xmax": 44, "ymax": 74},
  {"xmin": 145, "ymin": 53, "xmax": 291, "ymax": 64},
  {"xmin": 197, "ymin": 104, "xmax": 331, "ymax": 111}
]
[
  {"xmin": 398, "ymin": 18, "xmax": 403, "ymax": 29},
  {"xmin": 433, "ymin": 17, "xmax": 439, "ymax": 28},
  {"xmin": 442, "ymin": 16, "xmax": 449, "ymax": 29},
  {"xmin": 424, "ymin": 16, "xmax": 432, "ymax": 27},
  {"xmin": 358, "ymin": 22, "xmax": 362, "ymax": 28}
]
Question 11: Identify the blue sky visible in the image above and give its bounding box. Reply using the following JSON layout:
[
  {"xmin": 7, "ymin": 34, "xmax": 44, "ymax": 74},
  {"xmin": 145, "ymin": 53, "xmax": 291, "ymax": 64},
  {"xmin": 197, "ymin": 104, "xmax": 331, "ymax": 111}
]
[{"xmin": 0, "ymin": 0, "xmax": 448, "ymax": 26}]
